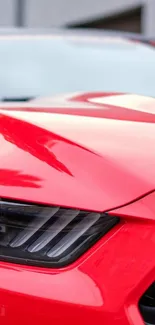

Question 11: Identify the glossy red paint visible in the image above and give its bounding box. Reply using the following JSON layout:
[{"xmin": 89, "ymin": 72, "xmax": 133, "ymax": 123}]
[
  {"xmin": 0, "ymin": 92, "xmax": 155, "ymax": 324},
  {"xmin": 1, "ymin": 92, "xmax": 155, "ymax": 123},
  {"xmin": 0, "ymin": 192, "xmax": 155, "ymax": 324},
  {"xmin": 0, "ymin": 93, "xmax": 155, "ymax": 210}
]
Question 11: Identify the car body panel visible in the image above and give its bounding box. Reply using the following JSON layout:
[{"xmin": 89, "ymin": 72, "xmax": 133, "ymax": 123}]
[
  {"xmin": 0, "ymin": 192, "xmax": 155, "ymax": 325},
  {"xmin": 0, "ymin": 91, "xmax": 155, "ymax": 325},
  {"xmin": 1, "ymin": 92, "xmax": 155, "ymax": 123},
  {"xmin": 0, "ymin": 24, "xmax": 155, "ymax": 325},
  {"xmin": 0, "ymin": 92, "xmax": 155, "ymax": 212}
]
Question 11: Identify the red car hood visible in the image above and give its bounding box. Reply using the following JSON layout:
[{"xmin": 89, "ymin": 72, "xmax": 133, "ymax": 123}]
[{"xmin": 0, "ymin": 92, "xmax": 155, "ymax": 212}]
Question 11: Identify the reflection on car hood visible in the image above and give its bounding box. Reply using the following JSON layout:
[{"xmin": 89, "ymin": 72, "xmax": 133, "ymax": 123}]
[{"xmin": 0, "ymin": 92, "xmax": 155, "ymax": 212}]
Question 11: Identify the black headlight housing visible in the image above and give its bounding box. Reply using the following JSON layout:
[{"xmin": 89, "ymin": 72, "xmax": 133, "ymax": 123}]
[
  {"xmin": 0, "ymin": 199, "xmax": 119, "ymax": 267},
  {"xmin": 139, "ymin": 282, "xmax": 155, "ymax": 325}
]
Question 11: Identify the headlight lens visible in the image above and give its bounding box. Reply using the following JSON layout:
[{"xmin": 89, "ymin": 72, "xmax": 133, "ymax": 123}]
[{"xmin": 0, "ymin": 200, "xmax": 119, "ymax": 267}]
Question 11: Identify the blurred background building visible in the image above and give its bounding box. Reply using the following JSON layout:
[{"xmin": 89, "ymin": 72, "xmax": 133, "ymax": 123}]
[{"xmin": 0, "ymin": 0, "xmax": 155, "ymax": 36}]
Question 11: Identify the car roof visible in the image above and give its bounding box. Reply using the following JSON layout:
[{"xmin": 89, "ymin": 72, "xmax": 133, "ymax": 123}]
[
  {"xmin": 0, "ymin": 27, "xmax": 154, "ymax": 49},
  {"xmin": 0, "ymin": 27, "xmax": 152, "ymax": 42}
]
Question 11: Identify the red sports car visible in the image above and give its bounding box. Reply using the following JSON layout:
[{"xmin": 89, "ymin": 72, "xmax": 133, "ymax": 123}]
[{"xmin": 0, "ymin": 29, "xmax": 155, "ymax": 325}]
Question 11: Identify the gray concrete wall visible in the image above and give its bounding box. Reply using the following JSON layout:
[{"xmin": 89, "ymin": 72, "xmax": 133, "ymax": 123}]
[
  {"xmin": 0, "ymin": 0, "xmax": 15, "ymax": 26},
  {"xmin": 24, "ymin": 0, "xmax": 155, "ymax": 36},
  {"xmin": 143, "ymin": 0, "xmax": 155, "ymax": 36},
  {"xmin": 24, "ymin": 0, "xmax": 143, "ymax": 27},
  {"xmin": 0, "ymin": 0, "xmax": 155, "ymax": 37}
]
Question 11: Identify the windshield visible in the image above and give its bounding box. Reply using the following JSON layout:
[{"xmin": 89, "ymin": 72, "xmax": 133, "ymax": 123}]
[{"xmin": 0, "ymin": 35, "xmax": 155, "ymax": 99}]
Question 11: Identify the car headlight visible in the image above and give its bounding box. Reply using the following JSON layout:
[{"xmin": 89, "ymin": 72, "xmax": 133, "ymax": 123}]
[{"xmin": 0, "ymin": 200, "xmax": 119, "ymax": 267}]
